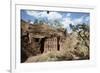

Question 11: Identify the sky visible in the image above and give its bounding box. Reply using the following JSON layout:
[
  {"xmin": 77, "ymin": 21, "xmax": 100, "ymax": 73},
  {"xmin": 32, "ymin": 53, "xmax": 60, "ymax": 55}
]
[{"xmin": 21, "ymin": 10, "xmax": 90, "ymax": 33}]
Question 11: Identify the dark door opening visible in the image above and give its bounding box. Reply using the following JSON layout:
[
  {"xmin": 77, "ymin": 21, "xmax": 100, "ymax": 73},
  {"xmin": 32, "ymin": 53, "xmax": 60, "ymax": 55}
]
[
  {"xmin": 57, "ymin": 37, "xmax": 60, "ymax": 51},
  {"xmin": 35, "ymin": 38, "xmax": 39, "ymax": 42},
  {"xmin": 40, "ymin": 38, "xmax": 45, "ymax": 53},
  {"xmin": 21, "ymin": 48, "xmax": 28, "ymax": 63}
]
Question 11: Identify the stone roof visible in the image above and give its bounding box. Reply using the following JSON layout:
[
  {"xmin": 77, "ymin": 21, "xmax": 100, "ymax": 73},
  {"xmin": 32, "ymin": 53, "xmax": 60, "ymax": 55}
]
[
  {"xmin": 21, "ymin": 20, "xmax": 67, "ymax": 38},
  {"xmin": 28, "ymin": 24, "xmax": 66, "ymax": 38}
]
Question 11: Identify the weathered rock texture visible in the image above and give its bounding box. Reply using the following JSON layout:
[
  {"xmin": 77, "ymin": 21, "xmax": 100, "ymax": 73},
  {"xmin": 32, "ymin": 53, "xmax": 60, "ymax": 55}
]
[
  {"xmin": 21, "ymin": 20, "xmax": 89, "ymax": 63},
  {"xmin": 21, "ymin": 20, "xmax": 67, "ymax": 62}
]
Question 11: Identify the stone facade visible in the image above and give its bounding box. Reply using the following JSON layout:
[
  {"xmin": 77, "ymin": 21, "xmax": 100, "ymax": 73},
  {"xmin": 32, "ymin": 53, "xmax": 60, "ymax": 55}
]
[
  {"xmin": 43, "ymin": 36, "xmax": 65, "ymax": 53},
  {"xmin": 59, "ymin": 37, "xmax": 66, "ymax": 51},
  {"xmin": 44, "ymin": 37, "xmax": 58, "ymax": 53}
]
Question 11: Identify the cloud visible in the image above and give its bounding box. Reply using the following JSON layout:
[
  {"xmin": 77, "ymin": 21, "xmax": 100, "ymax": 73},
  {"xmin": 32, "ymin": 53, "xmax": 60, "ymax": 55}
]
[
  {"xmin": 73, "ymin": 16, "xmax": 84, "ymax": 25},
  {"xmin": 25, "ymin": 10, "xmax": 89, "ymax": 33},
  {"xmin": 26, "ymin": 11, "xmax": 39, "ymax": 18},
  {"xmin": 61, "ymin": 13, "xmax": 72, "ymax": 28},
  {"xmin": 61, "ymin": 15, "xmax": 86, "ymax": 33},
  {"xmin": 85, "ymin": 16, "xmax": 89, "ymax": 22},
  {"xmin": 61, "ymin": 18, "xmax": 72, "ymax": 28},
  {"xmin": 61, "ymin": 13, "xmax": 74, "ymax": 28},
  {"xmin": 61, "ymin": 17, "xmax": 74, "ymax": 33},
  {"xmin": 66, "ymin": 13, "xmax": 71, "ymax": 17},
  {"xmin": 26, "ymin": 11, "xmax": 63, "ymax": 24},
  {"xmin": 47, "ymin": 12, "xmax": 62, "ymax": 21},
  {"xmin": 26, "ymin": 11, "xmax": 48, "ymax": 19},
  {"xmin": 26, "ymin": 11, "xmax": 62, "ymax": 20},
  {"xmin": 26, "ymin": 11, "xmax": 89, "ymax": 25}
]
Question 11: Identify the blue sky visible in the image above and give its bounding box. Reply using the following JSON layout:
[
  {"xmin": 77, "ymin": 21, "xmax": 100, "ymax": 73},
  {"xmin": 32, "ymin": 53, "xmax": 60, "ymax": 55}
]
[{"xmin": 21, "ymin": 10, "xmax": 90, "ymax": 32}]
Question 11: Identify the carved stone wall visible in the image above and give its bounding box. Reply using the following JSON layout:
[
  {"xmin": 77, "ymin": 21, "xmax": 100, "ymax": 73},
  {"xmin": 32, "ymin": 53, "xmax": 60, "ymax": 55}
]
[
  {"xmin": 43, "ymin": 37, "xmax": 65, "ymax": 53},
  {"xmin": 44, "ymin": 37, "xmax": 57, "ymax": 53},
  {"xmin": 59, "ymin": 37, "xmax": 65, "ymax": 51}
]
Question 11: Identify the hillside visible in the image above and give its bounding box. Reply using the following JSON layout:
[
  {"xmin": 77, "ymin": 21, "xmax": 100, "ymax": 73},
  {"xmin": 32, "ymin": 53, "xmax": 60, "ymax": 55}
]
[{"xmin": 21, "ymin": 20, "xmax": 89, "ymax": 63}]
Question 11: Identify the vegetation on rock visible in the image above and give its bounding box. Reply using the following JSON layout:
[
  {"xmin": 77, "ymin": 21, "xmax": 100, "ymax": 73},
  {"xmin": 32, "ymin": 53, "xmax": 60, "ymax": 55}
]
[{"xmin": 21, "ymin": 19, "xmax": 90, "ymax": 63}]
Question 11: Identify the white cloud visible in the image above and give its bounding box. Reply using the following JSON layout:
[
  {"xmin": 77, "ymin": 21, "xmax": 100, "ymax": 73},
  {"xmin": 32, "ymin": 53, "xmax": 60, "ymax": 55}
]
[
  {"xmin": 29, "ymin": 21, "xmax": 34, "ymax": 24},
  {"xmin": 73, "ymin": 16, "xmax": 84, "ymax": 25},
  {"xmin": 26, "ymin": 11, "xmax": 88, "ymax": 32},
  {"xmin": 47, "ymin": 12, "xmax": 62, "ymax": 21},
  {"xmin": 26, "ymin": 11, "xmax": 39, "ymax": 18},
  {"xmin": 61, "ymin": 17, "xmax": 74, "ymax": 33},
  {"xmin": 61, "ymin": 13, "xmax": 72, "ymax": 28},
  {"xmin": 61, "ymin": 18, "xmax": 72, "ymax": 28},
  {"xmin": 26, "ymin": 11, "xmax": 62, "ymax": 20},
  {"xmin": 66, "ymin": 13, "xmax": 71, "ymax": 17},
  {"xmin": 85, "ymin": 16, "xmax": 89, "ymax": 22},
  {"xmin": 38, "ymin": 12, "xmax": 48, "ymax": 18},
  {"xmin": 26, "ymin": 11, "xmax": 49, "ymax": 24},
  {"xmin": 61, "ymin": 16, "xmax": 86, "ymax": 33},
  {"xmin": 26, "ymin": 11, "xmax": 48, "ymax": 19},
  {"xmin": 26, "ymin": 11, "xmax": 88, "ymax": 25}
]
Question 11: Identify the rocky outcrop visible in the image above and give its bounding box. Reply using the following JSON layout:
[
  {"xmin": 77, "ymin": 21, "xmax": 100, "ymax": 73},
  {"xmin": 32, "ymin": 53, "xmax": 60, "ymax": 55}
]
[
  {"xmin": 21, "ymin": 20, "xmax": 89, "ymax": 63},
  {"xmin": 21, "ymin": 20, "xmax": 67, "ymax": 62}
]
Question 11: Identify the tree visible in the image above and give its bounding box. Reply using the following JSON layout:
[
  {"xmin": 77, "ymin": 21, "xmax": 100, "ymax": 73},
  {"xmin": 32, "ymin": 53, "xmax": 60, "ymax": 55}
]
[
  {"xmin": 70, "ymin": 23, "xmax": 89, "ymax": 50},
  {"xmin": 50, "ymin": 19, "xmax": 64, "ymax": 28},
  {"xmin": 69, "ymin": 24, "xmax": 74, "ymax": 31}
]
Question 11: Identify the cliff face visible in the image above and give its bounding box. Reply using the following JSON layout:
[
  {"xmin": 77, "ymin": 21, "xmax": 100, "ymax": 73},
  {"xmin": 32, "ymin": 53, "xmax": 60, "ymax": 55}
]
[
  {"xmin": 21, "ymin": 20, "xmax": 89, "ymax": 63},
  {"xmin": 21, "ymin": 20, "xmax": 67, "ymax": 62}
]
